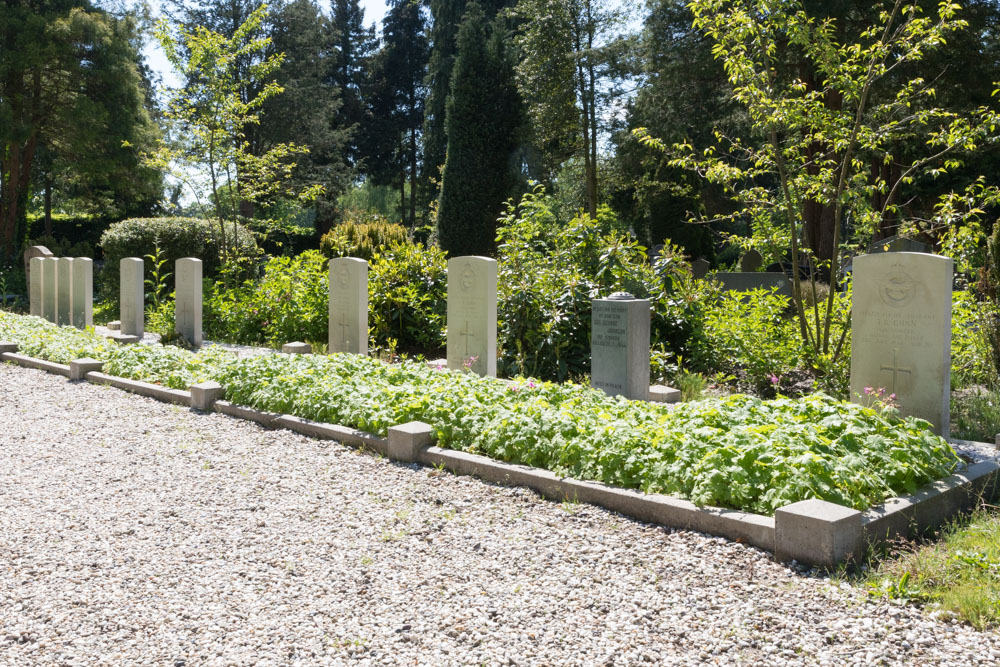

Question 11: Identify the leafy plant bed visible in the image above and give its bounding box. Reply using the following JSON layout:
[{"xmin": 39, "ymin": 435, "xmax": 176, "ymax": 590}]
[{"xmin": 0, "ymin": 312, "xmax": 960, "ymax": 515}]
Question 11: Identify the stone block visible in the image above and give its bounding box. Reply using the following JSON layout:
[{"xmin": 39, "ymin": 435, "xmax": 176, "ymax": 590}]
[
  {"xmin": 774, "ymin": 499, "xmax": 863, "ymax": 568},
  {"xmin": 107, "ymin": 320, "xmax": 121, "ymax": 331},
  {"xmin": 56, "ymin": 258, "xmax": 73, "ymax": 326},
  {"xmin": 0, "ymin": 342, "xmax": 18, "ymax": 354},
  {"xmin": 70, "ymin": 358, "xmax": 104, "ymax": 381},
  {"xmin": 649, "ymin": 385, "xmax": 681, "ymax": 403},
  {"xmin": 108, "ymin": 333, "xmax": 141, "ymax": 345},
  {"xmin": 282, "ymin": 342, "xmax": 312, "ymax": 354},
  {"xmin": 387, "ymin": 421, "xmax": 435, "ymax": 462},
  {"xmin": 190, "ymin": 381, "xmax": 224, "ymax": 411}
]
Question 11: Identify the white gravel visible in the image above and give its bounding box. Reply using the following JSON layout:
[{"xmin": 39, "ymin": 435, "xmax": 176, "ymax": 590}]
[{"xmin": 2, "ymin": 362, "xmax": 999, "ymax": 666}]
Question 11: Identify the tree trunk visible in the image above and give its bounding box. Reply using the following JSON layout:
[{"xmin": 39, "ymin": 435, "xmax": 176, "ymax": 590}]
[
  {"xmin": 409, "ymin": 127, "xmax": 417, "ymax": 230},
  {"xmin": 44, "ymin": 178, "xmax": 53, "ymax": 236}
]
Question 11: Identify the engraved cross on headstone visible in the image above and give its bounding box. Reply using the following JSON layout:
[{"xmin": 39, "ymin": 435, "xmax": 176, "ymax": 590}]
[
  {"xmin": 460, "ymin": 321, "xmax": 473, "ymax": 357},
  {"xmin": 337, "ymin": 314, "xmax": 350, "ymax": 347},
  {"xmin": 880, "ymin": 348, "xmax": 912, "ymax": 393}
]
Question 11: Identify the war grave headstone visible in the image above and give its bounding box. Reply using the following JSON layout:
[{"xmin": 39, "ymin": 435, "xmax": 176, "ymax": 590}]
[
  {"xmin": 850, "ymin": 252, "xmax": 952, "ymax": 436},
  {"xmin": 175, "ymin": 258, "xmax": 202, "ymax": 347},
  {"xmin": 29, "ymin": 257, "xmax": 45, "ymax": 317},
  {"xmin": 41, "ymin": 257, "xmax": 58, "ymax": 323},
  {"xmin": 56, "ymin": 258, "xmax": 73, "ymax": 326},
  {"xmin": 591, "ymin": 293, "xmax": 651, "ymax": 400},
  {"xmin": 120, "ymin": 257, "xmax": 145, "ymax": 339},
  {"xmin": 70, "ymin": 258, "xmax": 93, "ymax": 328},
  {"xmin": 26, "ymin": 246, "xmax": 54, "ymax": 316},
  {"xmin": 447, "ymin": 256, "xmax": 497, "ymax": 377},
  {"xmin": 328, "ymin": 257, "xmax": 368, "ymax": 355}
]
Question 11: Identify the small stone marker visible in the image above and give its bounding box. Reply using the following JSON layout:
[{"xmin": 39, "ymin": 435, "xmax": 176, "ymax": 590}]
[
  {"xmin": 120, "ymin": 257, "xmax": 145, "ymax": 338},
  {"xmin": 175, "ymin": 258, "xmax": 203, "ymax": 347},
  {"xmin": 850, "ymin": 252, "xmax": 952, "ymax": 436},
  {"xmin": 24, "ymin": 245, "xmax": 53, "ymax": 311},
  {"xmin": 29, "ymin": 257, "xmax": 44, "ymax": 317},
  {"xmin": 71, "ymin": 258, "xmax": 93, "ymax": 329},
  {"xmin": 328, "ymin": 258, "xmax": 368, "ymax": 355},
  {"xmin": 649, "ymin": 385, "xmax": 681, "ymax": 403},
  {"xmin": 446, "ymin": 256, "xmax": 497, "ymax": 377},
  {"xmin": 40, "ymin": 257, "xmax": 58, "ymax": 323},
  {"xmin": 740, "ymin": 249, "xmax": 764, "ymax": 272},
  {"xmin": 282, "ymin": 342, "xmax": 312, "ymax": 354},
  {"xmin": 691, "ymin": 258, "xmax": 710, "ymax": 279},
  {"xmin": 591, "ymin": 293, "xmax": 651, "ymax": 400},
  {"xmin": 107, "ymin": 320, "xmax": 121, "ymax": 331},
  {"xmin": 56, "ymin": 257, "xmax": 73, "ymax": 326}
]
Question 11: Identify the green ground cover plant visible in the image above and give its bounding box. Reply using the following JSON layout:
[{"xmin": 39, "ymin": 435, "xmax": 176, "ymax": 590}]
[
  {"xmin": 865, "ymin": 506, "xmax": 1000, "ymax": 630},
  {"xmin": 0, "ymin": 311, "xmax": 960, "ymax": 516}
]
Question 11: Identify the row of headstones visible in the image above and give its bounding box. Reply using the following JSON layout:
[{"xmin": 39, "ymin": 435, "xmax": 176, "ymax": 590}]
[{"xmin": 28, "ymin": 256, "xmax": 94, "ymax": 329}]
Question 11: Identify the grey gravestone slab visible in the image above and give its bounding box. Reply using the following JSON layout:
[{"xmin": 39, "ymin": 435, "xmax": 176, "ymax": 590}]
[
  {"xmin": 29, "ymin": 257, "xmax": 44, "ymax": 317},
  {"xmin": 447, "ymin": 256, "xmax": 498, "ymax": 377},
  {"xmin": 71, "ymin": 258, "xmax": 93, "ymax": 328},
  {"xmin": 175, "ymin": 258, "xmax": 202, "ymax": 347},
  {"xmin": 56, "ymin": 258, "xmax": 73, "ymax": 326},
  {"xmin": 40, "ymin": 257, "xmax": 58, "ymax": 323},
  {"xmin": 591, "ymin": 293, "xmax": 651, "ymax": 400},
  {"xmin": 740, "ymin": 249, "xmax": 764, "ymax": 272},
  {"xmin": 328, "ymin": 257, "xmax": 368, "ymax": 355},
  {"xmin": 850, "ymin": 252, "xmax": 952, "ymax": 436},
  {"xmin": 120, "ymin": 257, "xmax": 145, "ymax": 338},
  {"xmin": 691, "ymin": 258, "xmax": 710, "ymax": 279},
  {"xmin": 713, "ymin": 272, "xmax": 793, "ymax": 298},
  {"xmin": 868, "ymin": 235, "xmax": 931, "ymax": 255}
]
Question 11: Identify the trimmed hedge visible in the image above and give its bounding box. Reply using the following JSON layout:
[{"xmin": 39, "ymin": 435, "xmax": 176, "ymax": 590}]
[
  {"xmin": 100, "ymin": 217, "xmax": 258, "ymax": 291},
  {"xmin": 28, "ymin": 213, "xmax": 115, "ymax": 258}
]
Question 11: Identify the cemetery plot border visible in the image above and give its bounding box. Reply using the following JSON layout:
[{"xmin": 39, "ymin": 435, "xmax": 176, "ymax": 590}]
[{"xmin": 1, "ymin": 341, "xmax": 997, "ymax": 568}]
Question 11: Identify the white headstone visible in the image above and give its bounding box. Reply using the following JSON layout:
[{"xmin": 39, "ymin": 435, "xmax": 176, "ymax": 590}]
[
  {"xmin": 56, "ymin": 257, "xmax": 73, "ymax": 326},
  {"xmin": 447, "ymin": 256, "xmax": 497, "ymax": 377},
  {"xmin": 120, "ymin": 257, "xmax": 145, "ymax": 338},
  {"xmin": 71, "ymin": 258, "xmax": 93, "ymax": 329},
  {"xmin": 40, "ymin": 257, "xmax": 58, "ymax": 323},
  {"xmin": 29, "ymin": 257, "xmax": 44, "ymax": 317},
  {"xmin": 850, "ymin": 252, "xmax": 952, "ymax": 436},
  {"xmin": 175, "ymin": 258, "xmax": 202, "ymax": 347},
  {"xmin": 328, "ymin": 258, "xmax": 368, "ymax": 355},
  {"xmin": 591, "ymin": 293, "xmax": 651, "ymax": 400}
]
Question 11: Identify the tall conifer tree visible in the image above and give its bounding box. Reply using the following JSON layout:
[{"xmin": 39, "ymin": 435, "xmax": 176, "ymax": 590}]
[{"xmin": 437, "ymin": 3, "xmax": 522, "ymax": 256}]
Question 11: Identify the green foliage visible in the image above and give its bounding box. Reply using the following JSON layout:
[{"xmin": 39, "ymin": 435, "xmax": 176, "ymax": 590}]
[
  {"xmin": 1, "ymin": 309, "xmax": 961, "ymax": 515},
  {"xmin": 951, "ymin": 388, "xmax": 1000, "ymax": 444},
  {"xmin": 496, "ymin": 185, "xmax": 700, "ymax": 381},
  {"xmin": 27, "ymin": 235, "xmax": 94, "ymax": 261},
  {"xmin": 205, "ymin": 250, "xmax": 329, "ymax": 348},
  {"xmin": 319, "ymin": 217, "xmax": 410, "ymax": 261},
  {"xmin": 27, "ymin": 214, "xmax": 114, "ymax": 256},
  {"xmin": 952, "ymin": 290, "xmax": 997, "ymax": 389},
  {"xmin": 436, "ymin": 3, "xmax": 523, "ymax": 257},
  {"xmin": 99, "ymin": 217, "xmax": 257, "ymax": 294},
  {"xmin": 368, "ymin": 242, "xmax": 449, "ymax": 354}
]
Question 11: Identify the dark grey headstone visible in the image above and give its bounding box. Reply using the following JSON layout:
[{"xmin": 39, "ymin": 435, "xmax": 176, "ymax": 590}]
[
  {"xmin": 740, "ymin": 249, "xmax": 764, "ymax": 272},
  {"xmin": 691, "ymin": 258, "xmax": 710, "ymax": 279},
  {"xmin": 713, "ymin": 272, "xmax": 794, "ymax": 298},
  {"xmin": 591, "ymin": 294, "xmax": 651, "ymax": 400}
]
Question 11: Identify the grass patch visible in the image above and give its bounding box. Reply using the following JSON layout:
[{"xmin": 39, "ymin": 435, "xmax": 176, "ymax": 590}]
[
  {"xmin": 864, "ymin": 505, "xmax": 1000, "ymax": 630},
  {"xmin": 951, "ymin": 387, "xmax": 1000, "ymax": 443},
  {"xmin": 0, "ymin": 311, "xmax": 961, "ymax": 516}
]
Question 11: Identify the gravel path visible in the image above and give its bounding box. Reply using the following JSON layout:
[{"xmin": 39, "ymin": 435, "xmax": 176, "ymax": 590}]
[{"xmin": 2, "ymin": 362, "xmax": 999, "ymax": 666}]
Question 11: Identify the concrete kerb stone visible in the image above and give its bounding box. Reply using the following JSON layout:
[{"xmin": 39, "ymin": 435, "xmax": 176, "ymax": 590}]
[
  {"xmin": 419, "ymin": 446, "xmax": 567, "ymax": 499},
  {"xmin": 274, "ymin": 414, "xmax": 389, "ymax": 455},
  {"xmin": 387, "ymin": 422, "xmax": 434, "ymax": 463},
  {"xmin": 70, "ymin": 358, "xmax": 104, "ymax": 381},
  {"xmin": 282, "ymin": 342, "xmax": 312, "ymax": 354},
  {"xmin": 213, "ymin": 400, "xmax": 282, "ymax": 429},
  {"xmin": 0, "ymin": 341, "xmax": 18, "ymax": 354},
  {"xmin": 649, "ymin": 385, "xmax": 681, "ymax": 404},
  {"xmin": 774, "ymin": 499, "xmax": 864, "ymax": 568},
  {"xmin": 190, "ymin": 381, "xmax": 224, "ymax": 411},
  {"xmin": 1, "ymin": 352, "xmax": 72, "ymax": 377},
  {"xmin": 85, "ymin": 372, "xmax": 191, "ymax": 406}
]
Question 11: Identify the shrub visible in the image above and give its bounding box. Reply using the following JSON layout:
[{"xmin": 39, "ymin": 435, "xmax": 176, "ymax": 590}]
[
  {"xmin": 319, "ymin": 215, "xmax": 409, "ymax": 261},
  {"xmin": 952, "ymin": 290, "xmax": 997, "ymax": 389},
  {"xmin": 28, "ymin": 234, "xmax": 94, "ymax": 260},
  {"xmin": 369, "ymin": 242, "xmax": 448, "ymax": 354},
  {"xmin": 28, "ymin": 213, "xmax": 114, "ymax": 256},
  {"xmin": 100, "ymin": 217, "xmax": 257, "ymax": 294},
  {"xmin": 204, "ymin": 250, "xmax": 329, "ymax": 347},
  {"xmin": 496, "ymin": 187, "xmax": 698, "ymax": 381}
]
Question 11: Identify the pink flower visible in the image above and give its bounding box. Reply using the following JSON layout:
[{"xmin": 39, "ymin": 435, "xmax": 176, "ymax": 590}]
[{"xmin": 770, "ymin": 374, "xmax": 779, "ymax": 385}]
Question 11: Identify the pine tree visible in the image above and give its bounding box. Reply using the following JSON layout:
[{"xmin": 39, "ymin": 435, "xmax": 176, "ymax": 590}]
[
  {"xmin": 329, "ymin": 0, "xmax": 376, "ymax": 170},
  {"xmin": 436, "ymin": 3, "xmax": 522, "ymax": 256}
]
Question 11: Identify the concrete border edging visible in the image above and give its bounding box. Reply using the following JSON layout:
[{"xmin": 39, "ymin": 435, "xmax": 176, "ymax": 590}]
[
  {"xmin": 274, "ymin": 414, "xmax": 388, "ymax": 455},
  {"xmin": 1, "ymin": 352, "xmax": 71, "ymax": 377},
  {"xmin": 213, "ymin": 400, "xmax": 281, "ymax": 428},
  {"xmin": 85, "ymin": 372, "xmax": 191, "ymax": 406}
]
